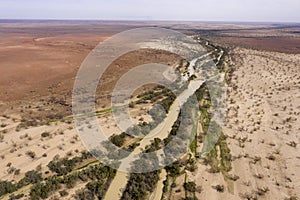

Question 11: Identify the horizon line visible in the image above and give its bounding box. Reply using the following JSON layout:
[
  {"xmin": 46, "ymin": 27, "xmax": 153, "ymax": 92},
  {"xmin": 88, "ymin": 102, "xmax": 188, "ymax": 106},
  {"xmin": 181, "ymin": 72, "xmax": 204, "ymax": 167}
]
[{"xmin": 0, "ymin": 18, "xmax": 299, "ymax": 24}]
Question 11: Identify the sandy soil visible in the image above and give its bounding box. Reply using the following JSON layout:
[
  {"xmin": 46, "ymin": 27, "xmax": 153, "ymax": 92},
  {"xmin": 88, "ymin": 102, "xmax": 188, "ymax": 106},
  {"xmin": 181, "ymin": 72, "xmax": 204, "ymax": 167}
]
[
  {"xmin": 223, "ymin": 48, "xmax": 300, "ymax": 199},
  {"xmin": 0, "ymin": 115, "xmax": 85, "ymax": 183},
  {"xmin": 0, "ymin": 98, "xmax": 156, "ymax": 200},
  {"xmin": 149, "ymin": 169, "xmax": 167, "ymax": 200},
  {"xmin": 165, "ymin": 47, "xmax": 299, "ymax": 200},
  {"xmin": 191, "ymin": 48, "xmax": 299, "ymax": 200},
  {"xmin": 1, "ymin": 21, "xmax": 300, "ymax": 200}
]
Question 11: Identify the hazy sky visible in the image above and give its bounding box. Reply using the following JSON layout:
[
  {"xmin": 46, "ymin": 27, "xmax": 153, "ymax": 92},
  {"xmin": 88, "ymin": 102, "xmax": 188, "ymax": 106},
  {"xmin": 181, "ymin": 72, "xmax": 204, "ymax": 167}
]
[{"xmin": 0, "ymin": 0, "xmax": 299, "ymax": 22}]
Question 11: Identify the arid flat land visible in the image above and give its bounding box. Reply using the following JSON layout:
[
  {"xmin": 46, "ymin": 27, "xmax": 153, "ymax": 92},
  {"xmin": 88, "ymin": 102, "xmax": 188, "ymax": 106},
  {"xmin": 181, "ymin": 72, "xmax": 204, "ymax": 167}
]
[{"xmin": 0, "ymin": 21, "xmax": 299, "ymax": 200}]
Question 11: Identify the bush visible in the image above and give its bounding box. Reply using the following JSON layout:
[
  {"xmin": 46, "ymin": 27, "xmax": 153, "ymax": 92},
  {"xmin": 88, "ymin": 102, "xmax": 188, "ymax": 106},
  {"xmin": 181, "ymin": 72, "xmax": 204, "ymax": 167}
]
[
  {"xmin": 8, "ymin": 193, "xmax": 24, "ymax": 200},
  {"xmin": 184, "ymin": 182, "xmax": 196, "ymax": 192},
  {"xmin": 41, "ymin": 132, "xmax": 50, "ymax": 138},
  {"xmin": 59, "ymin": 190, "xmax": 68, "ymax": 197},
  {"xmin": 213, "ymin": 184, "xmax": 224, "ymax": 193},
  {"xmin": 18, "ymin": 170, "xmax": 42, "ymax": 188},
  {"xmin": 47, "ymin": 152, "xmax": 92, "ymax": 176},
  {"xmin": 163, "ymin": 179, "xmax": 169, "ymax": 193},
  {"xmin": 73, "ymin": 189, "xmax": 95, "ymax": 200},
  {"xmin": 26, "ymin": 151, "xmax": 36, "ymax": 159},
  {"xmin": 14, "ymin": 169, "xmax": 21, "ymax": 176},
  {"xmin": 122, "ymin": 171, "xmax": 160, "ymax": 200},
  {"xmin": 0, "ymin": 181, "xmax": 16, "ymax": 196},
  {"xmin": 165, "ymin": 163, "xmax": 181, "ymax": 177},
  {"xmin": 30, "ymin": 176, "xmax": 61, "ymax": 200},
  {"xmin": 110, "ymin": 133, "xmax": 127, "ymax": 147}
]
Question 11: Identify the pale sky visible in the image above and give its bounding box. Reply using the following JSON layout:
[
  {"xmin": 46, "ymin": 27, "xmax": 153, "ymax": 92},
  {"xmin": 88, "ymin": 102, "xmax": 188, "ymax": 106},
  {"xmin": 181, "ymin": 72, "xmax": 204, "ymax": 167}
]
[{"xmin": 0, "ymin": 0, "xmax": 299, "ymax": 22}]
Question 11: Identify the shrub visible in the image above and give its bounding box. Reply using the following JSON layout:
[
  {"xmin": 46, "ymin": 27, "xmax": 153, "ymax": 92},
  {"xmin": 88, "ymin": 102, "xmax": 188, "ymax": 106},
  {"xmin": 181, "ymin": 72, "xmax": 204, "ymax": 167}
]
[
  {"xmin": 110, "ymin": 133, "xmax": 127, "ymax": 147},
  {"xmin": 73, "ymin": 189, "xmax": 95, "ymax": 200},
  {"xmin": 26, "ymin": 151, "xmax": 36, "ymax": 159},
  {"xmin": 0, "ymin": 181, "xmax": 16, "ymax": 196},
  {"xmin": 19, "ymin": 170, "xmax": 42, "ymax": 186},
  {"xmin": 213, "ymin": 184, "xmax": 224, "ymax": 192},
  {"xmin": 59, "ymin": 190, "xmax": 68, "ymax": 197},
  {"xmin": 41, "ymin": 132, "xmax": 50, "ymax": 138},
  {"xmin": 266, "ymin": 154, "xmax": 276, "ymax": 161},
  {"xmin": 184, "ymin": 182, "xmax": 196, "ymax": 192},
  {"xmin": 165, "ymin": 163, "xmax": 181, "ymax": 177},
  {"xmin": 8, "ymin": 193, "xmax": 24, "ymax": 200},
  {"xmin": 14, "ymin": 169, "xmax": 21, "ymax": 176},
  {"xmin": 122, "ymin": 171, "xmax": 160, "ymax": 200}
]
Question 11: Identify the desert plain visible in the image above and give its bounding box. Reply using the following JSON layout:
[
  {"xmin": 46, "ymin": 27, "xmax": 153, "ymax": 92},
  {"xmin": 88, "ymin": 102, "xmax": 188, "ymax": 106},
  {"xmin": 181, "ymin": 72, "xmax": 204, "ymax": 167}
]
[{"xmin": 0, "ymin": 20, "xmax": 299, "ymax": 200}]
